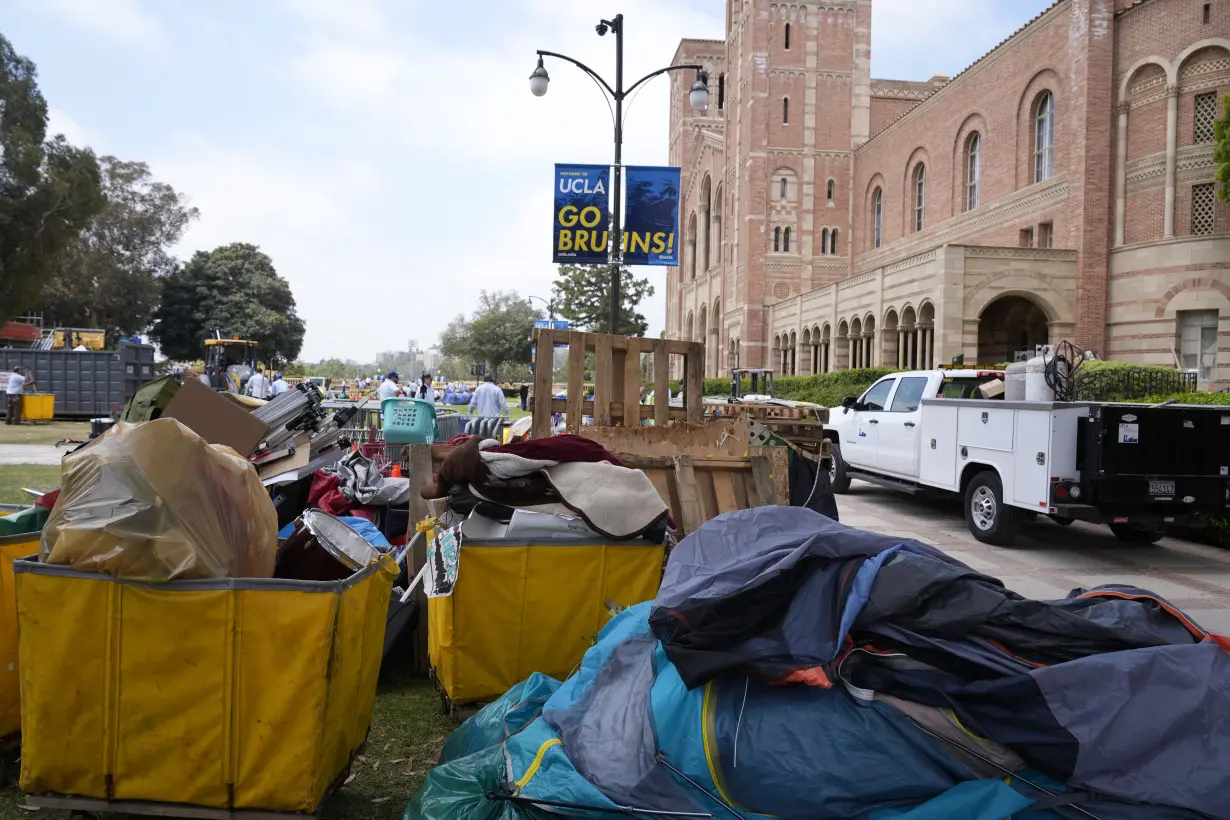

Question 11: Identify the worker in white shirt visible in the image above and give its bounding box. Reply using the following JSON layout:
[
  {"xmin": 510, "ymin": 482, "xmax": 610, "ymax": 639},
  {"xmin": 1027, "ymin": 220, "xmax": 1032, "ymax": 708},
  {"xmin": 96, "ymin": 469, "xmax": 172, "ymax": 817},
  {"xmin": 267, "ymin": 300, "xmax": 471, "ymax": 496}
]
[
  {"xmin": 5, "ymin": 366, "xmax": 27, "ymax": 425},
  {"xmin": 378, "ymin": 371, "xmax": 401, "ymax": 400},
  {"xmin": 245, "ymin": 367, "xmax": 271, "ymax": 399},
  {"xmin": 468, "ymin": 374, "xmax": 509, "ymax": 419},
  {"xmin": 270, "ymin": 372, "xmax": 291, "ymax": 397},
  {"xmin": 414, "ymin": 372, "xmax": 438, "ymax": 403}
]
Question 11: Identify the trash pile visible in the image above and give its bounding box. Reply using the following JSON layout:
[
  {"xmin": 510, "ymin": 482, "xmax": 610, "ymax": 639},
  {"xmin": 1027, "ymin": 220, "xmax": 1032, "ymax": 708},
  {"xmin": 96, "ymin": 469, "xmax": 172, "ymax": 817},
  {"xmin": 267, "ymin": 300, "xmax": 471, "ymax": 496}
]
[
  {"xmin": 422, "ymin": 434, "xmax": 671, "ymax": 543},
  {"xmin": 40, "ymin": 418, "xmax": 277, "ymax": 581},
  {"xmin": 407, "ymin": 506, "xmax": 1230, "ymax": 820}
]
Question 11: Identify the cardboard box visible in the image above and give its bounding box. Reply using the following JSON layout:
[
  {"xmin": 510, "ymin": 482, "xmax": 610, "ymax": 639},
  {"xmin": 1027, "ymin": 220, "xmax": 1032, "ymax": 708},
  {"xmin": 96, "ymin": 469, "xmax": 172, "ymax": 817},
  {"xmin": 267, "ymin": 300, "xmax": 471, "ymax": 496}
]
[{"xmin": 161, "ymin": 378, "xmax": 269, "ymax": 456}]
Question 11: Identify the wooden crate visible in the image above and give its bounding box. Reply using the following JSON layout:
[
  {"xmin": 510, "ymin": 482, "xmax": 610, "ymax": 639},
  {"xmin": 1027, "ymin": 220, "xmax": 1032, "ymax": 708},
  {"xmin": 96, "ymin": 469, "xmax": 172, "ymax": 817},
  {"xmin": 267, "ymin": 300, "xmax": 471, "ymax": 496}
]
[{"xmin": 531, "ymin": 329, "xmax": 704, "ymax": 439}]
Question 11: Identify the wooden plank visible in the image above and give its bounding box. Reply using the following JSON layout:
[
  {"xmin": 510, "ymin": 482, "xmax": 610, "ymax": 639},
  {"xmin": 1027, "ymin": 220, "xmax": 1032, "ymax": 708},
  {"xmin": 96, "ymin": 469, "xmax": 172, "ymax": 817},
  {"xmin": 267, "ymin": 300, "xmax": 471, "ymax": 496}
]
[
  {"xmin": 565, "ymin": 333, "xmax": 585, "ymax": 434},
  {"xmin": 653, "ymin": 345, "xmax": 669, "ymax": 426},
  {"xmin": 711, "ymin": 469, "xmax": 739, "ymax": 515},
  {"xmin": 645, "ymin": 466, "xmax": 672, "ymax": 506},
  {"xmin": 623, "ymin": 336, "xmax": 642, "ymax": 428},
  {"xmin": 578, "ymin": 421, "xmax": 749, "ymax": 459},
  {"xmin": 731, "ymin": 470, "xmax": 751, "ymax": 510},
  {"xmin": 684, "ymin": 352, "xmax": 704, "ymax": 424},
  {"xmin": 611, "ymin": 346, "xmax": 627, "ymax": 425},
  {"xmin": 532, "ymin": 330, "xmax": 555, "ymax": 439},
  {"xmin": 695, "ymin": 468, "xmax": 718, "ymax": 523},
  {"xmin": 757, "ymin": 445, "xmax": 791, "ymax": 505},
  {"xmin": 749, "ymin": 455, "xmax": 776, "ymax": 507},
  {"xmin": 594, "ymin": 335, "xmax": 614, "ymax": 427},
  {"xmin": 672, "ymin": 456, "xmax": 704, "ymax": 535}
]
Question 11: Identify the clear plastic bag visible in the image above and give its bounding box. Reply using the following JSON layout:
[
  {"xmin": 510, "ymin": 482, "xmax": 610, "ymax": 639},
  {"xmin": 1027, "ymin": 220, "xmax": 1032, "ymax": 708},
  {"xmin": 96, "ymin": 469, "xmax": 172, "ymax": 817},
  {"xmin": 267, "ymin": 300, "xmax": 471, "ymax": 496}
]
[{"xmin": 40, "ymin": 418, "xmax": 278, "ymax": 581}]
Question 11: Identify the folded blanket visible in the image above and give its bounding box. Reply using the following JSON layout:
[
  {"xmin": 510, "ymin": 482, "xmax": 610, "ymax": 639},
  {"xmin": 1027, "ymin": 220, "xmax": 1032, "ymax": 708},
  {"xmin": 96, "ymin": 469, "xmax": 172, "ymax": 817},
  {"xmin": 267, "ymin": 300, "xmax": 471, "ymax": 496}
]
[{"xmin": 539, "ymin": 461, "xmax": 668, "ymax": 540}]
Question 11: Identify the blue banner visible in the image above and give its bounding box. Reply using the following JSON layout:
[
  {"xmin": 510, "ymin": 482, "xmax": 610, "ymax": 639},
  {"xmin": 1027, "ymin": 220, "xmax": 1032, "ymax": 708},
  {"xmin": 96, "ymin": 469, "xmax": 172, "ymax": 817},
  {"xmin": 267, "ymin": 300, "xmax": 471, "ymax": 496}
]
[
  {"xmin": 623, "ymin": 165, "xmax": 681, "ymax": 266},
  {"xmin": 553, "ymin": 164, "xmax": 610, "ymax": 264}
]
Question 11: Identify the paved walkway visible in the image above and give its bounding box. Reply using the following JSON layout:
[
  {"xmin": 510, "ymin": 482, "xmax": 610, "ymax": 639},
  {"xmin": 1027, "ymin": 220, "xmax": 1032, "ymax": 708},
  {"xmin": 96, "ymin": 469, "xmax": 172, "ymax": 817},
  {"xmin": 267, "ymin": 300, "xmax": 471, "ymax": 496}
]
[
  {"xmin": 837, "ymin": 480, "xmax": 1230, "ymax": 634},
  {"xmin": 0, "ymin": 443, "xmax": 63, "ymax": 465}
]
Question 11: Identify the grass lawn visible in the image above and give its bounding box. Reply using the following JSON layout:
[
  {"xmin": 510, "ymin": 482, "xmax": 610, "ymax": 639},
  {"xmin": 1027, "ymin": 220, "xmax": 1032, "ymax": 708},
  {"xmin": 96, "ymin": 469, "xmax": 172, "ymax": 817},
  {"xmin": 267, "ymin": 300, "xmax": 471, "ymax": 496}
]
[
  {"xmin": 0, "ymin": 660, "xmax": 454, "ymax": 820},
  {"xmin": 0, "ymin": 421, "xmax": 89, "ymax": 446},
  {"xmin": 0, "ymin": 465, "xmax": 60, "ymax": 505}
]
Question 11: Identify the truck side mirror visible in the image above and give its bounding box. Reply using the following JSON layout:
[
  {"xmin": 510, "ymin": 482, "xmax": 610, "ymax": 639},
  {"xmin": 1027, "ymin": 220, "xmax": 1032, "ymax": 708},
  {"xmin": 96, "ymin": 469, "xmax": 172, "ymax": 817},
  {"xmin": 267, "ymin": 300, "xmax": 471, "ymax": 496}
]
[{"xmin": 841, "ymin": 396, "xmax": 857, "ymax": 409}]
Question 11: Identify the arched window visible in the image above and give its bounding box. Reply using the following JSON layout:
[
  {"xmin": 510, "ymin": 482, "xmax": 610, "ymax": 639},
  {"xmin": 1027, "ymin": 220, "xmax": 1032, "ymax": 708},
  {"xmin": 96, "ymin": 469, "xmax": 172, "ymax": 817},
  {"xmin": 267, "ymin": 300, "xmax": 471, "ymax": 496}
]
[
  {"xmin": 784, "ymin": 22, "xmax": 791, "ymax": 49},
  {"xmin": 966, "ymin": 132, "xmax": 981, "ymax": 211},
  {"xmin": 783, "ymin": 227, "xmax": 792, "ymax": 252},
  {"xmin": 829, "ymin": 228, "xmax": 838, "ymax": 255},
  {"xmin": 1034, "ymin": 91, "xmax": 1054, "ymax": 183},
  {"xmin": 872, "ymin": 187, "xmax": 883, "ymax": 249},
  {"xmin": 914, "ymin": 164, "xmax": 926, "ymax": 232},
  {"xmin": 821, "ymin": 228, "xmax": 830, "ymax": 254},
  {"xmin": 773, "ymin": 226, "xmax": 781, "ymax": 252},
  {"xmin": 779, "ymin": 177, "xmax": 788, "ymax": 200},
  {"xmin": 826, "ymin": 179, "xmax": 835, "ymax": 202},
  {"xmin": 783, "ymin": 97, "xmax": 789, "ymax": 124}
]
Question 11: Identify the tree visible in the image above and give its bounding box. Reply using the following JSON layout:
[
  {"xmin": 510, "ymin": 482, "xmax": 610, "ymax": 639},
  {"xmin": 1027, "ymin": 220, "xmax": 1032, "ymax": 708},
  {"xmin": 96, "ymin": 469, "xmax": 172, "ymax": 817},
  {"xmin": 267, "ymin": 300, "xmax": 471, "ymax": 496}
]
[
  {"xmin": 438, "ymin": 290, "xmax": 541, "ymax": 379},
  {"xmin": 550, "ymin": 264, "xmax": 654, "ymax": 336},
  {"xmin": 0, "ymin": 34, "xmax": 105, "ymax": 324},
  {"xmin": 1215, "ymin": 94, "xmax": 1230, "ymax": 203},
  {"xmin": 39, "ymin": 156, "xmax": 198, "ymax": 345},
  {"xmin": 151, "ymin": 243, "xmax": 306, "ymax": 363}
]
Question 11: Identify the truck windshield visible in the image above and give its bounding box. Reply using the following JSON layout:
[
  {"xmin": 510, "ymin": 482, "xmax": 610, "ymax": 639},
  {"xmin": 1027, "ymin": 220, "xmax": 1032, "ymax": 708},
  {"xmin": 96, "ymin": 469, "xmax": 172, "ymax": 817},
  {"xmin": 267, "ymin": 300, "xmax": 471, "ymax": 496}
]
[{"xmin": 937, "ymin": 378, "xmax": 999, "ymax": 399}]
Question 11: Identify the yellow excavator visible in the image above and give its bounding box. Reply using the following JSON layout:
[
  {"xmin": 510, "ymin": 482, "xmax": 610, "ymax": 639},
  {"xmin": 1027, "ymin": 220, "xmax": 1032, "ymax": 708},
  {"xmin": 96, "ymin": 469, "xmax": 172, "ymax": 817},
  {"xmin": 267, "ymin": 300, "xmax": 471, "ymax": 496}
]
[{"xmin": 203, "ymin": 335, "xmax": 262, "ymax": 394}]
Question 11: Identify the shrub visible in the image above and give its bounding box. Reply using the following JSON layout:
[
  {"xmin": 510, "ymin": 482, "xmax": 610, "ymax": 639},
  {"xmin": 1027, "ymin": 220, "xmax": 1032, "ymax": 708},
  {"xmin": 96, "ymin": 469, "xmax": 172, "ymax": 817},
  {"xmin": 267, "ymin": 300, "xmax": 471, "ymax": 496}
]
[
  {"xmin": 1074, "ymin": 360, "xmax": 1199, "ymax": 402},
  {"xmin": 696, "ymin": 368, "xmax": 901, "ymax": 407}
]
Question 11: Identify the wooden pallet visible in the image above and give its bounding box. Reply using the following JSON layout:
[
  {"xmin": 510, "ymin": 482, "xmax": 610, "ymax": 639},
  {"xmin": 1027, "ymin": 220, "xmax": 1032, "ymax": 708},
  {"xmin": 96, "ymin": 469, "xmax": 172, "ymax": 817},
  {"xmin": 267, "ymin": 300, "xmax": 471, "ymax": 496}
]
[
  {"xmin": 616, "ymin": 447, "xmax": 789, "ymax": 536},
  {"xmin": 705, "ymin": 402, "xmax": 830, "ymax": 423},
  {"xmin": 531, "ymin": 329, "xmax": 704, "ymax": 439}
]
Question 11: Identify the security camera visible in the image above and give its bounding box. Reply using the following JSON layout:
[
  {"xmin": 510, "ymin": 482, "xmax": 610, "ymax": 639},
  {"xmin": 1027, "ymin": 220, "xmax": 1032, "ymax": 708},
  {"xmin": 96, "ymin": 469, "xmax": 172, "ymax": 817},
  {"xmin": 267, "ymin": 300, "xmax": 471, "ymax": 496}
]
[{"xmin": 596, "ymin": 22, "xmax": 608, "ymax": 35}]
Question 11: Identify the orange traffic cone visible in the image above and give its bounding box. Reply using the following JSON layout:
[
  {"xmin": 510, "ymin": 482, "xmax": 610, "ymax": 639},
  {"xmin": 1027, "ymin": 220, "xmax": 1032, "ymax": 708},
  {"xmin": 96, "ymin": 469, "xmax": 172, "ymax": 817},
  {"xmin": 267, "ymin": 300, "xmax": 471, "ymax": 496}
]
[{"xmin": 391, "ymin": 464, "xmax": 402, "ymax": 478}]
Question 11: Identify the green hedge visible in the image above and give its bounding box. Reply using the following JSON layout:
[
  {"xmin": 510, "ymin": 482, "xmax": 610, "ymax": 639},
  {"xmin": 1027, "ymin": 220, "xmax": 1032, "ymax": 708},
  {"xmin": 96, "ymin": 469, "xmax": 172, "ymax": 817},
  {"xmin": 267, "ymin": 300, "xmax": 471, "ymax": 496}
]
[
  {"xmin": 693, "ymin": 368, "xmax": 902, "ymax": 407},
  {"xmin": 1073, "ymin": 360, "xmax": 1201, "ymax": 401}
]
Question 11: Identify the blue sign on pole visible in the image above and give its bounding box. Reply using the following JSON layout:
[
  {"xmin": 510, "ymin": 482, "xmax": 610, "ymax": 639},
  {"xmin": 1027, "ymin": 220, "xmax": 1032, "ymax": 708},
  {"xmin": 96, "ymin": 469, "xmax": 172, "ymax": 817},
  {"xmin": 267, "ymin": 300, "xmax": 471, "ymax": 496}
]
[
  {"xmin": 623, "ymin": 166, "xmax": 681, "ymax": 266},
  {"xmin": 553, "ymin": 164, "xmax": 610, "ymax": 265}
]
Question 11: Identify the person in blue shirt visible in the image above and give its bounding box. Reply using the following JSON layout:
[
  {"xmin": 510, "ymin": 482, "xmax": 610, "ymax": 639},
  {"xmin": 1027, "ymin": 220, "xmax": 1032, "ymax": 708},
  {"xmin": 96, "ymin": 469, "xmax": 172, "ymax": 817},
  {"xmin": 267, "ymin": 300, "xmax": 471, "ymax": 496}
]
[{"xmin": 468, "ymin": 375, "xmax": 509, "ymax": 419}]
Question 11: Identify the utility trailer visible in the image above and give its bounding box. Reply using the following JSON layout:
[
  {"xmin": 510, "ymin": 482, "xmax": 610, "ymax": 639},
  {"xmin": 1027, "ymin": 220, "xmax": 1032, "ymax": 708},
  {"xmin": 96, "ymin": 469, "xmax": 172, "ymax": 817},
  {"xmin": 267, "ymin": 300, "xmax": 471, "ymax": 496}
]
[{"xmin": 824, "ymin": 369, "xmax": 1229, "ymax": 545}]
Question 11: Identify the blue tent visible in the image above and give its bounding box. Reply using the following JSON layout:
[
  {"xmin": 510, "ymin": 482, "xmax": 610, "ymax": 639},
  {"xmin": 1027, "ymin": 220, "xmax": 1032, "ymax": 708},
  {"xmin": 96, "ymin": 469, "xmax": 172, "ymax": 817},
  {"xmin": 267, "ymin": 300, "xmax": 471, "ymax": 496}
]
[{"xmin": 407, "ymin": 508, "xmax": 1229, "ymax": 820}]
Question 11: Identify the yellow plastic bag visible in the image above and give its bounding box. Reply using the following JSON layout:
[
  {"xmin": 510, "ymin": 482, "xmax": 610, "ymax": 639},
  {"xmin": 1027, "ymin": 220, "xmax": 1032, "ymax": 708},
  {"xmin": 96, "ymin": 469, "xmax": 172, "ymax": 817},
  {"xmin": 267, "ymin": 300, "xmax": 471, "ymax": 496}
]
[{"xmin": 40, "ymin": 418, "xmax": 277, "ymax": 581}]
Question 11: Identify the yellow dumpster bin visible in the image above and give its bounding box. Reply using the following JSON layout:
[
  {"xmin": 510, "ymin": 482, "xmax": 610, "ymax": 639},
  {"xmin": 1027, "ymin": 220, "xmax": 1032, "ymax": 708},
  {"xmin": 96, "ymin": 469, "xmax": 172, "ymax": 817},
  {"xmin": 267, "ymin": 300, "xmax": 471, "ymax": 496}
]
[
  {"xmin": 20, "ymin": 393, "xmax": 53, "ymax": 422},
  {"xmin": 15, "ymin": 555, "xmax": 398, "ymax": 813},
  {"xmin": 0, "ymin": 532, "xmax": 39, "ymax": 740},
  {"xmin": 428, "ymin": 538, "xmax": 664, "ymax": 707}
]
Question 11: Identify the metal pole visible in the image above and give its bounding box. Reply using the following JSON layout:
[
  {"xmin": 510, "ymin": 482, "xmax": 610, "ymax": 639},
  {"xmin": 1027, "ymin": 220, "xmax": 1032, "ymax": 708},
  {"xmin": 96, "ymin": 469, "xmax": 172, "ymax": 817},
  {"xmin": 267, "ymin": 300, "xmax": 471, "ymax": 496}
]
[{"xmin": 609, "ymin": 13, "xmax": 624, "ymax": 335}]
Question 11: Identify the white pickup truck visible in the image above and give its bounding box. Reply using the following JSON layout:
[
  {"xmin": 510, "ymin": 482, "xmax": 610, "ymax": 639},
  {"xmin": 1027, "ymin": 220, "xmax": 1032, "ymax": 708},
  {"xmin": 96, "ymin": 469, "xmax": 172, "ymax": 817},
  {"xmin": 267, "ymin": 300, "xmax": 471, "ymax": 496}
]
[{"xmin": 824, "ymin": 368, "xmax": 1229, "ymax": 546}]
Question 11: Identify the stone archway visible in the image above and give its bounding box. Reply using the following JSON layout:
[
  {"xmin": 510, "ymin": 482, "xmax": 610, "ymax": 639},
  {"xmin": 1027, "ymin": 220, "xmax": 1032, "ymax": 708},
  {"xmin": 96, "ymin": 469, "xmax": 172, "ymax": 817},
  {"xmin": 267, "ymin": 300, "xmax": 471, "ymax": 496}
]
[{"xmin": 977, "ymin": 295, "xmax": 1049, "ymax": 365}]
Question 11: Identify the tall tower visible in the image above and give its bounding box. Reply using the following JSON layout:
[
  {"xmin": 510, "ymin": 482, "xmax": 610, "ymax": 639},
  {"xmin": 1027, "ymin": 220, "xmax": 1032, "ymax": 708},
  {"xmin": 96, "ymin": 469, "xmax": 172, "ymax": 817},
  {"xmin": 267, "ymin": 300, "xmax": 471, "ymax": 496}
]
[{"xmin": 725, "ymin": 0, "xmax": 872, "ymax": 369}]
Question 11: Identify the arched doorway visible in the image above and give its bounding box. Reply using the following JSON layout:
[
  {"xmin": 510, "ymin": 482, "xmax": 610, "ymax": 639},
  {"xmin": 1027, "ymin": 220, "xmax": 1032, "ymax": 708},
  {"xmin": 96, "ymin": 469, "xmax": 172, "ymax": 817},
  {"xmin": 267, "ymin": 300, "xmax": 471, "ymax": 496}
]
[{"xmin": 977, "ymin": 295, "xmax": 1049, "ymax": 364}]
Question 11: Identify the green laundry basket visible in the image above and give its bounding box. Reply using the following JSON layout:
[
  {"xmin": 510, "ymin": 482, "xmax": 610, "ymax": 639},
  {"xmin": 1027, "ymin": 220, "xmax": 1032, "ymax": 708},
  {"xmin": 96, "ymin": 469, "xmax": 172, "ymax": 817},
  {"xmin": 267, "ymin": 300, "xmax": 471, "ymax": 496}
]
[{"xmin": 381, "ymin": 397, "xmax": 437, "ymax": 444}]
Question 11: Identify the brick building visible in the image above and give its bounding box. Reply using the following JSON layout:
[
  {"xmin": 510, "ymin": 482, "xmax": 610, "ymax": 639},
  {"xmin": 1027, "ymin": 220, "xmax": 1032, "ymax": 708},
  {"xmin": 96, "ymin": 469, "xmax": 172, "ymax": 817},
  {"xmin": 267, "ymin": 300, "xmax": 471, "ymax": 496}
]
[{"xmin": 665, "ymin": 0, "xmax": 1230, "ymax": 386}]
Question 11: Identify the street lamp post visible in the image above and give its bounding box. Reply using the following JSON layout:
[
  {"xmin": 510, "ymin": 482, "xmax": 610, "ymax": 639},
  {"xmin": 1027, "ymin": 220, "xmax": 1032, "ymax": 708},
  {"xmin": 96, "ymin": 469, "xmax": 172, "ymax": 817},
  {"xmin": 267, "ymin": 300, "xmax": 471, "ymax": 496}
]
[
  {"xmin": 527, "ymin": 294, "xmax": 556, "ymax": 322},
  {"xmin": 531, "ymin": 14, "xmax": 709, "ymax": 334}
]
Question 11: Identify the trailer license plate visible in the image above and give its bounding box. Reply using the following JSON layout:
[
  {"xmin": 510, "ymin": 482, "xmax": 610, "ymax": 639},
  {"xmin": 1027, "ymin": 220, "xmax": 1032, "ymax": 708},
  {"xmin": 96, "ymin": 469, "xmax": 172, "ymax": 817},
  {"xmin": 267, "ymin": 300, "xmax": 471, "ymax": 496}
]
[{"xmin": 1149, "ymin": 480, "xmax": 1175, "ymax": 496}]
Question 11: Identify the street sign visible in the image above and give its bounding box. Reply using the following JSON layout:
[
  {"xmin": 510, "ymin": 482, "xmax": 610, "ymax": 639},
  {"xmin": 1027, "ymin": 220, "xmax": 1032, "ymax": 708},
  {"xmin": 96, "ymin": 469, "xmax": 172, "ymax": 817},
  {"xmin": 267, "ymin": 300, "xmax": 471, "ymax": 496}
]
[{"xmin": 532, "ymin": 319, "xmax": 571, "ymax": 330}]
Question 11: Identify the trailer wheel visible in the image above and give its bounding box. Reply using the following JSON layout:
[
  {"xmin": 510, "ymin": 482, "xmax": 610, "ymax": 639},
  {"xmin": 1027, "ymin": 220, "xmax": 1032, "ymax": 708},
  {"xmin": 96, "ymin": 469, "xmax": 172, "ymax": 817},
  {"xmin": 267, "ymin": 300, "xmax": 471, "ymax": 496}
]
[
  {"xmin": 964, "ymin": 472, "xmax": 1022, "ymax": 546},
  {"xmin": 1049, "ymin": 515, "xmax": 1075, "ymax": 527},
  {"xmin": 827, "ymin": 441, "xmax": 851, "ymax": 494},
  {"xmin": 1109, "ymin": 523, "xmax": 1164, "ymax": 545}
]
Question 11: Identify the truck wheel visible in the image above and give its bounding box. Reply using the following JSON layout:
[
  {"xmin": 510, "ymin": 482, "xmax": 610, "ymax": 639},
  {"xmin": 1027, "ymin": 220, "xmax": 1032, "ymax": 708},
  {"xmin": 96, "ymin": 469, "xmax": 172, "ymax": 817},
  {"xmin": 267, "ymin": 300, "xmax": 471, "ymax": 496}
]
[
  {"xmin": 964, "ymin": 472, "xmax": 1022, "ymax": 546},
  {"xmin": 1050, "ymin": 515, "xmax": 1075, "ymax": 527},
  {"xmin": 1109, "ymin": 523, "xmax": 1164, "ymax": 545},
  {"xmin": 827, "ymin": 441, "xmax": 851, "ymax": 494}
]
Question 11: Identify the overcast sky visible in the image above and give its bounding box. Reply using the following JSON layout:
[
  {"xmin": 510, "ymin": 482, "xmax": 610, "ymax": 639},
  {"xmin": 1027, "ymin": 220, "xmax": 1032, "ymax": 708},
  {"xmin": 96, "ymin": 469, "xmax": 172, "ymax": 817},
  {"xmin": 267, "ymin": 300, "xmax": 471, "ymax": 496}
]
[{"xmin": 2, "ymin": 0, "xmax": 1053, "ymax": 361}]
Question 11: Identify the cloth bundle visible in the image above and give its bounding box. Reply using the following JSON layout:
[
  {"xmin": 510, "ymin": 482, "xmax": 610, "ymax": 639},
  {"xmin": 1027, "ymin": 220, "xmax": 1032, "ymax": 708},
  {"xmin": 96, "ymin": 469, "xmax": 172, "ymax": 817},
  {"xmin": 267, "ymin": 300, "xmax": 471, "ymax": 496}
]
[{"xmin": 424, "ymin": 434, "xmax": 668, "ymax": 541}]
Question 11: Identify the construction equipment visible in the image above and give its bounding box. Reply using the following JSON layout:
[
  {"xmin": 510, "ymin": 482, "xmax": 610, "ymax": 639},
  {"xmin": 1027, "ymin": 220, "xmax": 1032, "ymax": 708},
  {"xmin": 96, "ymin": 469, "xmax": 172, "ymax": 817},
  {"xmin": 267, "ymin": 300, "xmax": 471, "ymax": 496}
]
[{"xmin": 203, "ymin": 335, "xmax": 260, "ymax": 394}]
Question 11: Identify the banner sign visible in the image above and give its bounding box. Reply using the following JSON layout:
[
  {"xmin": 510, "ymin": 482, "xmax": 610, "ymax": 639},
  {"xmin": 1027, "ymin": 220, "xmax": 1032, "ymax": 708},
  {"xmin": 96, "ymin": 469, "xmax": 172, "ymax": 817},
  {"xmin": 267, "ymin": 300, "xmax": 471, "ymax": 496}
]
[
  {"xmin": 553, "ymin": 164, "xmax": 610, "ymax": 264},
  {"xmin": 623, "ymin": 165, "xmax": 681, "ymax": 266}
]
